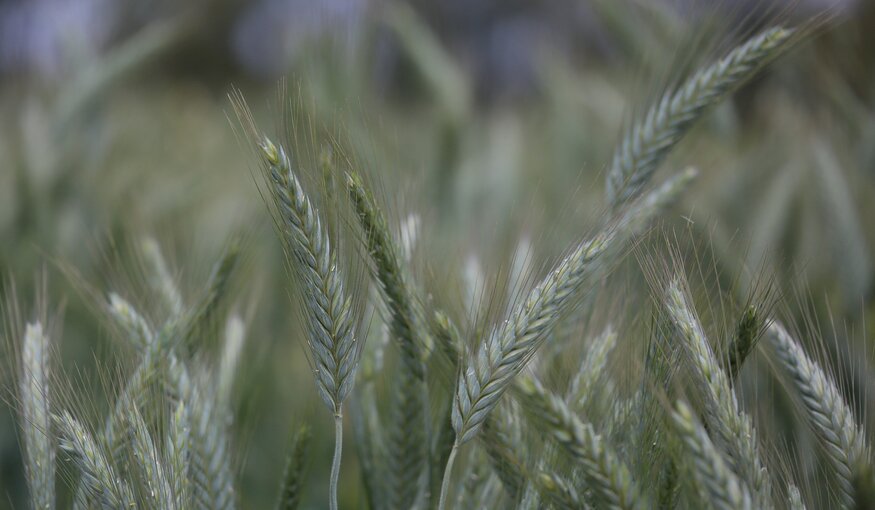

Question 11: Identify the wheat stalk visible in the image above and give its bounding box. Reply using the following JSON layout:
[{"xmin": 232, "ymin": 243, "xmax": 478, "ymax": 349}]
[
  {"xmin": 767, "ymin": 321, "xmax": 870, "ymax": 509},
  {"xmin": 606, "ymin": 27, "xmax": 794, "ymax": 207}
]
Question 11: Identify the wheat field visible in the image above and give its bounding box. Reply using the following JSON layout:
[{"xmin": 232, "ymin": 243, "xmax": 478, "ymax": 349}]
[{"xmin": 1, "ymin": 1, "xmax": 874, "ymax": 509}]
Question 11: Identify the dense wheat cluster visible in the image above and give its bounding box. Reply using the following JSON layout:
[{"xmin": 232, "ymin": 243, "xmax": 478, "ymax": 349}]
[{"xmin": 1, "ymin": 1, "xmax": 874, "ymax": 509}]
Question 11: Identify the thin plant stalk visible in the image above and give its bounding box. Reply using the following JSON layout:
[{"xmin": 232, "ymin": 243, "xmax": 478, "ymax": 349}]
[
  {"xmin": 330, "ymin": 413, "xmax": 344, "ymax": 510},
  {"xmin": 438, "ymin": 441, "xmax": 460, "ymax": 510}
]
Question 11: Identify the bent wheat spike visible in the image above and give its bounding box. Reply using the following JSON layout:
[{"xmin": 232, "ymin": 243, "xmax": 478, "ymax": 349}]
[{"xmin": 606, "ymin": 27, "xmax": 793, "ymax": 207}]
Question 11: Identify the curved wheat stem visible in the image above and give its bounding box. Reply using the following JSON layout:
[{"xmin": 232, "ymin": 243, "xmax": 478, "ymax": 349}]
[{"xmin": 606, "ymin": 27, "xmax": 794, "ymax": 207}]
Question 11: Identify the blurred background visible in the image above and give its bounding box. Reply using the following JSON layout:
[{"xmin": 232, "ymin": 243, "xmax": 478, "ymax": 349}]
[{"xmin": 1, "ymin": 0, "xmax": 874, "ymax": 507}]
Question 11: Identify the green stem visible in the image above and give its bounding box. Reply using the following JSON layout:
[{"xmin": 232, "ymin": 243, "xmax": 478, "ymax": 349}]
[
  {"xmin": 330, "ymin": 411, "xmax": 343, "ymax": 510},
  {"xmin": 437, "ymin": 440, "xmax": 459, "ymax": 510}
]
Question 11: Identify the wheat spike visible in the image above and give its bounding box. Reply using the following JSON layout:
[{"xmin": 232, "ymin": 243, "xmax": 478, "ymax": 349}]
[
  {"xmin": 606, "ymin": 27, "xmax": 793, "ymax": 207},
  {"xmin": 346, "ymin": 171, "xmax": 427, "ymax": 508},
  {"xmin": 671, "ymin": 401, "xmax": 752, "ymax": 510},
  {"xmin": 276, "ymin": 425, "xmax": 312, "ymax": 510},
  {"xmin": 260, "ymin": 137, "xmax": 359, "ymax": 415},
  {"xmin": 767, "ymin": 321, "xmax": 870, "ymax": 509},
  {"xmin": 665, "ymin": 278, "xmax": 771, "ymax": 503},
  {"xmin": 20, "ymin": 322, "xmax": 55, "ymax": 510},
  {"xmin": 515, "ymin": 374, "xmax": 643, "ymax": 510},
  {"xmin": 56, "ymin": 410, "xmax": 137, "ymax": 509}
]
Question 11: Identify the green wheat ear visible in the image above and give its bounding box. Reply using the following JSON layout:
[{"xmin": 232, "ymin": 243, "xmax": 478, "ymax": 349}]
[
  {"xmin": 664, "ymin": 278, "xmax": 770, "ymax": 505},
  {"xmin": 606, "ymin": 27, "xmax": 794, "ymax": 208},
  {"xmin": 276, "ymin": 425, "xmax": 312, "ymax": 510},
  {"xmin": 55, "ymin": 410, "xmax": 136, "ymax": 508},
  {"xmin": 671, "ymin": 400, "xmax": 752, "ymax": 510},
  {"xmin": 767, "ymin": 322, "xmax": 871, "ymax": 509},
  {"xmin": 515, "ymin": 374, "xmax": 644, "ymax": 510},
  {"xmin": 19, "ymin": 322, "xmax": 55, "ymax": 510},
  {"xmin": 345, "ymin": 170, "xmax": 428, "ymax": 508},
  {"xmin": 258, "ymin": 136, "xmax": 361, "ymax": 510}
]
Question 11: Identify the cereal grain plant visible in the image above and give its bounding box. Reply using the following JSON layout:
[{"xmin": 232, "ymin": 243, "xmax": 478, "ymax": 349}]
[{"xmin": 2, "ymin": 9, "xmax": 874, "ymax": 510}]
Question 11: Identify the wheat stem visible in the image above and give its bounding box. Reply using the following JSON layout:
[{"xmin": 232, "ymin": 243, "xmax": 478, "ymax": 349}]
[
  {"xmin": 438, "ymin": 440, "xmax": 460, "ymax": 510},
  {"xmin": 330, "ymin": 413, "xmax": 343, "ymax": 510}
]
